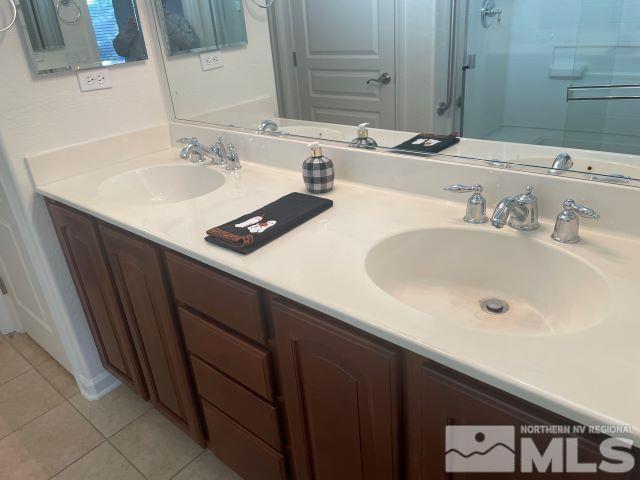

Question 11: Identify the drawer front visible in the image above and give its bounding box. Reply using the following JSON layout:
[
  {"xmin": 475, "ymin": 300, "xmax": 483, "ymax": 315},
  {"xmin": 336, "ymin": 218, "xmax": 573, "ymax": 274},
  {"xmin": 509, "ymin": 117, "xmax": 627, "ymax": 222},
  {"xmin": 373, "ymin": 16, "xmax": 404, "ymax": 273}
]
[
  {"xmin": 191, "ymin": 355, "xmax": 282, "ymax": 450},
  {"xmin": 180, "ymin": 307, "xmax": 274, "ymax": 400},
  {"xmin": 202, "ymin": 400, "xmax": 287, "ymax": 480},
  {"xmin": 165, "ymin": 252, "xmax": 266, "ymax": 344}
]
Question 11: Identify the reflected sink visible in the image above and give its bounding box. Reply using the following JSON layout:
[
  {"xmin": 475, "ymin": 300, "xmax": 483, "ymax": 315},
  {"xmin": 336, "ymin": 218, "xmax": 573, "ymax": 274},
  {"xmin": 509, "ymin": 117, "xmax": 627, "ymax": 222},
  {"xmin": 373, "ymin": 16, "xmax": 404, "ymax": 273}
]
[
  {"xmin": 98, "ymin": 165, "xmax": 225, "ymax": 205},
  {"xmin": 365, "ymin": 228, "xmax": 610, "ymax": 335}
]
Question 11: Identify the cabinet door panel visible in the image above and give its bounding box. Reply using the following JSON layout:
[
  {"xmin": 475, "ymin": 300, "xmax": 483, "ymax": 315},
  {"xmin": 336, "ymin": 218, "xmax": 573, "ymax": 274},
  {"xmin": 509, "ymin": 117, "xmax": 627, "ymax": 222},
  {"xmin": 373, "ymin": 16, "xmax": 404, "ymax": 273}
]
[
  {"xmin": 270, "ymin": 297, "xmax": 400, "ymax": 480},
  {"xmin": 404, "ymin": 353, "xmax": 639, "ymax": 480},
  {"xmin": 46, "ymin": 201, "xmax": 146, "ymax": 397},
  {"xmin": 99, "ymin": 224, "xmax": 203, "ymax": 444}
]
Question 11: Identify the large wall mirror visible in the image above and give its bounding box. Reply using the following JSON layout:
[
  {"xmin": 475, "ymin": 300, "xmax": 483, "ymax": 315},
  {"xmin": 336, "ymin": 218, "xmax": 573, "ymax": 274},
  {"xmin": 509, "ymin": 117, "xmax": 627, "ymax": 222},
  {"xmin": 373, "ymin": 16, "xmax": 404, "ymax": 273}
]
[
  {"xmin": 155, "ymin": 0, "xmax": 640, "ymax": 187},
  {"xmin": 17, "ymin": 0, "xmax": 148, "ymax": 75}
]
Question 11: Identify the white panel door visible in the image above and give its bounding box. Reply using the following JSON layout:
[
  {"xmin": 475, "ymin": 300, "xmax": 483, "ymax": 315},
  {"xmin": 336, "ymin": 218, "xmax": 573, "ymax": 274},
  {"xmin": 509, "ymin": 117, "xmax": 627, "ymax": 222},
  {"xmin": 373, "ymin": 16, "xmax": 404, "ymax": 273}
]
[
  {"xmin": 290, "ymin": 0, "xmax": 397, "ymax": 129},
  {"xmin": 0, "ymin": 180, "xmax": 66, "ymax": 363}
]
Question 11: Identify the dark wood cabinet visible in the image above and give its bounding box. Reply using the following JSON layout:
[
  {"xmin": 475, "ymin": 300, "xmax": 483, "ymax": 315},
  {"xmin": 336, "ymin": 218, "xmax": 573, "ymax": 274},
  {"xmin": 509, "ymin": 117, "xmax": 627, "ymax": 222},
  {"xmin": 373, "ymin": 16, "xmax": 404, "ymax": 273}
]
[
  {"xmin": 404, "ymin": 352, "xmax": 639, "ymax": 480},
  {"xmin": 47, "ymin": 199, "xmax": 638, "ymax": 480},
  {"xmin": 269, "ymin": 295, "xmax": 401, "ymax": 480},
  {"xmin": 99, "ymin": 224, "xmax": 204, "ymax": 445},
  {"xmin": 46, "ymin": 200, "xmax": 147, "ymax": 397}
]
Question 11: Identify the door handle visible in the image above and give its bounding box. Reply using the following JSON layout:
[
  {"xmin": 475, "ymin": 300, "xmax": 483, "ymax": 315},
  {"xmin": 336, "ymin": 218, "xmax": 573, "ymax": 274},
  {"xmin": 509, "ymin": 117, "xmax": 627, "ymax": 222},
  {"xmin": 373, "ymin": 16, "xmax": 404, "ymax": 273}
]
[{"xmin": 366, "ymin": 73, "xmax": 392, "ymax": 87}]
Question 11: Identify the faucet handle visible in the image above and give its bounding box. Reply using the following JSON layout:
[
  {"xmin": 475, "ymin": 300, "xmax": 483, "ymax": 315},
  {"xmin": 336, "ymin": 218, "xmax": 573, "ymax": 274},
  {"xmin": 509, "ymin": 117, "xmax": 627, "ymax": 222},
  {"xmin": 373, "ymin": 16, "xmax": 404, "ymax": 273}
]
[
  {"xmin": 225, "ymin": 143, "xmax": 241, "ymax": 171},
  {"xmin": 552, "ymin": 199, "xmax": 599, "ymax": 243},
  {"xmin": 444, "ymin": 184, "xmax": 483, "ymax": 193},
  {"xmin": 177, "ymin": 137, "xmax": 197, "ymax": 145},
  {"xmin": 562, "ymin": 199, "xmax": 600, "ymax": 220},
  {"xmin": 444, "ymin": 184, "xmax": 487, "ymax": 224}
]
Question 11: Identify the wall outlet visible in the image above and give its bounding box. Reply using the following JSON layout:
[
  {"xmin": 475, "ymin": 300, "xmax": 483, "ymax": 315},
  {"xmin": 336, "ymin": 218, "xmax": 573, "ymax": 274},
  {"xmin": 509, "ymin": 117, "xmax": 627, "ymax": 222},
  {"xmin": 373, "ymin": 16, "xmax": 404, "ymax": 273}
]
[
  {"xmin": 77, "ymin": 68, "xmax": 112, "ymax": 92},
  {"xmin": 200, "ymin": 51, "xmax": 224, "ymax": 72}
]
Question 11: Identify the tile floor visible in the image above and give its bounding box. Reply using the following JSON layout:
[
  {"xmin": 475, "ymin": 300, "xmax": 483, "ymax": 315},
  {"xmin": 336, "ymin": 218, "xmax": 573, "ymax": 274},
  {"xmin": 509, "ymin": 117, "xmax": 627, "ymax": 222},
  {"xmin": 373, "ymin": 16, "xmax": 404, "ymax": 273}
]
[{"xmin": 0, "ymin": 332, "xmax": 242, "ymax": 480}]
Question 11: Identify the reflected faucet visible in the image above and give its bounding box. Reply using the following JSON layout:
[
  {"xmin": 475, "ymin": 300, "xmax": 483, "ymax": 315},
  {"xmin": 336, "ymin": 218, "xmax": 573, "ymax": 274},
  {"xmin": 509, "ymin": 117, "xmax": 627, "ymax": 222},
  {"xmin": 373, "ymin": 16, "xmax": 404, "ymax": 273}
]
[
  {"xmin": 549, "ymin": 153, "xmax": 573, "ymax": 175},
  {"xmin": 257, "ymin": 119, "xmax": 279, "ymax": 134},
  {"xmin": 491, "ymin": 186, "xmax": 539, "ymax": 231}
]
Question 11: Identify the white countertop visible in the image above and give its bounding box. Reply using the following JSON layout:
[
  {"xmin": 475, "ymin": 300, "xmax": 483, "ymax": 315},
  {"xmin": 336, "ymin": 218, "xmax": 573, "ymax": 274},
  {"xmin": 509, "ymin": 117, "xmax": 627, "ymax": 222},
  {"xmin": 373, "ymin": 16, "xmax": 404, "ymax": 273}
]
[{"xmin": 37, "ymin": 148, "xmax": 640, "ymax": 443}]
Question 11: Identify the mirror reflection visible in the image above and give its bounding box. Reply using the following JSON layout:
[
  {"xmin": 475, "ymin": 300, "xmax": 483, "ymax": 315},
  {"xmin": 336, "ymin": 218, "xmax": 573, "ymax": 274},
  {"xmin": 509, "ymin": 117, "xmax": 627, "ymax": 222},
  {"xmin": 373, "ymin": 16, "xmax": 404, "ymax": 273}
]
[
  {"xmin": 155, "ymin": 0, "xmax": 248, "ymax": 56},
  {"xmin": 18, "ymin": 0, "xmax": 148, "ymax": 75},
  {"xmin": 157, "ymin": 0, "xmax": 640, "ymax": 185}
]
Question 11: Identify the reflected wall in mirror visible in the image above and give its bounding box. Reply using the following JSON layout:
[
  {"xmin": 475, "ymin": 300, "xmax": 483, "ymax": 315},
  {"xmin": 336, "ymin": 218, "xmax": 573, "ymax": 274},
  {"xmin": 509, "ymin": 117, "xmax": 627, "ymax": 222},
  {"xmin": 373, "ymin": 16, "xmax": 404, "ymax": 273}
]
[
  {"xmin": 18, "ymin": 0, "xmax": 148, "ymax": 75},
  {"xmin": 158, "ymin": 0, "xmax": 640, "ymax": 186},
  {"xmin": 154, "ymin": 0, "xmax": 248, "ymax": 56},
  {"xmin": 156, "ymin": 0, "xmax": 276, "ymax": 124}
]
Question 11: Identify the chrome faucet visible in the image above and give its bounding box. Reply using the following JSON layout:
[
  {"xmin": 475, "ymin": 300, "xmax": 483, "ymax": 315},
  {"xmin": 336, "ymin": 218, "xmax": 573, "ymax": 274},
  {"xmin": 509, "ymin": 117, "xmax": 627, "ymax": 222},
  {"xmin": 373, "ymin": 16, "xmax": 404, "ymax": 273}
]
[
  {"xmin": 491, "ymin": 186, "xmax": 539, "ymax": 231},
  {"xmin": 444, "ymin": 184, "xmax": 488, "ymax": 224},
  {"xmin": 178, "ymin": 137, "xmax": 217, "ymax": 164},
  {"xmin": 549, "ymin": 153, "xmax": 573, "ymax": 175},
  {"xmin": 257, "ymin": 119, "xmax": 279, "ymax": 134},
  {"xmin": 225, "ymin": 143, "xmax": 241, "ymax": 171},
  {"xmin": 551, "ymin": 199, "xmax": 599, "ymax": 244},
  {"xmin": 211, "ymin": 137, "xmax": 228, "ymax": 165}
]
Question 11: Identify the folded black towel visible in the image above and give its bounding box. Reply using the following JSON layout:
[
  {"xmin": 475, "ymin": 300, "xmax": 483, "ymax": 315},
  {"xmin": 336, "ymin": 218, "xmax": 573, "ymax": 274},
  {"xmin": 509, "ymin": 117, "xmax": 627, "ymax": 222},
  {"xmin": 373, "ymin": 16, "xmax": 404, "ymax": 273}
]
[
  {"xmin": 392, "ymin": 133, "xmax": 460, "ymax": 155},
  {"xmin": 205, "ymin": 192, "xmax": 333, "ymax": 254}
]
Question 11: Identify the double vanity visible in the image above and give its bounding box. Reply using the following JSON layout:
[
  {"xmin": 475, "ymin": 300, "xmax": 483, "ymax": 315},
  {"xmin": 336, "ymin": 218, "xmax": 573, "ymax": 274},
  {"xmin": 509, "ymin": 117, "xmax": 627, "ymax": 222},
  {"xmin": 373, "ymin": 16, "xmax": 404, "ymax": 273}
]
[{"xmin": 32, "ymin": 125, "xmax": 640, "ymax": 479}]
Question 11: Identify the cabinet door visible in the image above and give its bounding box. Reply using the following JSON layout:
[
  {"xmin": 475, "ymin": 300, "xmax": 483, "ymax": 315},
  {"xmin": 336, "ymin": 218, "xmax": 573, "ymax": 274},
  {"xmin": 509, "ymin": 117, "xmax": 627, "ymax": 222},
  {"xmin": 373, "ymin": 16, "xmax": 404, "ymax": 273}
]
[
  {"xmin": 99, "ymin": 224, "xmax": 204, "ymax": 445},
  {"xmin": 270, "ymin": 296, "xmax": 401, "ymax": 480},
  {"xmin": 46, "ymin": 201, "xmax": 147, "ymax": 397},
  {"xmin": 404, "ymin": 352, "xmax": 638, "ymax": 480}
]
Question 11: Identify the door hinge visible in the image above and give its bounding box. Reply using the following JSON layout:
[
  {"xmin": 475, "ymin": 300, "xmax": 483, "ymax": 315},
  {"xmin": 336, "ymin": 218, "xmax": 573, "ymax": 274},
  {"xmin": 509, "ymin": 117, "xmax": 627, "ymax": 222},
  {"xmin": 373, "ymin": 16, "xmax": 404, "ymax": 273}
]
[
  {"xmin": 292, "ymin": 51, "xmax": 298, "ymax": 67},
  {"xmin": 0, "ymin": 276, "xmax": 7, "ymax": 295}
]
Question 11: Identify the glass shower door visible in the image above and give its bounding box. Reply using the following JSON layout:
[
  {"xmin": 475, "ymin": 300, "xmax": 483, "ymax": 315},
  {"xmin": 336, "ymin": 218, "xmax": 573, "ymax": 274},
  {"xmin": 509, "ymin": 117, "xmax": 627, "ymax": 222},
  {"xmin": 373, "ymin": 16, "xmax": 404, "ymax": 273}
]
[{"xmin": 563, "ymin": 0, "xmax": 640, "ymax": 163}]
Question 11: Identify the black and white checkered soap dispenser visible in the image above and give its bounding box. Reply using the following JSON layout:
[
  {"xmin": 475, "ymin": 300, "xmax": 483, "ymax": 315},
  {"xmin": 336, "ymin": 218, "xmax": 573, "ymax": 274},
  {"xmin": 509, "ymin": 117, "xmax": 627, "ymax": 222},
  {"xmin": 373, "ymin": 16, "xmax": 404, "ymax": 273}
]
[{"xmin": 302, "ymin": 142, "xmax": 334, "ymax": 194}]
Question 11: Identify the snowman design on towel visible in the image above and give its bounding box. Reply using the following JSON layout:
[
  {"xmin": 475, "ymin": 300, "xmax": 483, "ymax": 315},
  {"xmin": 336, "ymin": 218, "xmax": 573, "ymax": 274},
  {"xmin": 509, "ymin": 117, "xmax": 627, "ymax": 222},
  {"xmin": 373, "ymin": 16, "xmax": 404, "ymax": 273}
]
[{"xmin": 235, "ymin": 216, "xmax": 277, "ymax": 234}]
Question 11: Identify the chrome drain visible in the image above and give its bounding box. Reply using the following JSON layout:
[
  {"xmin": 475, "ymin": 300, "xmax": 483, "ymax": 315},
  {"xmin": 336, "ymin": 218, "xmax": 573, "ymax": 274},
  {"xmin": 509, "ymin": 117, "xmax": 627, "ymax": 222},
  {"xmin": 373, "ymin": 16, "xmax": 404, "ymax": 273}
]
[{"xmin": 480, "ymin": 298, "xmax": 509, "ymax": 315}]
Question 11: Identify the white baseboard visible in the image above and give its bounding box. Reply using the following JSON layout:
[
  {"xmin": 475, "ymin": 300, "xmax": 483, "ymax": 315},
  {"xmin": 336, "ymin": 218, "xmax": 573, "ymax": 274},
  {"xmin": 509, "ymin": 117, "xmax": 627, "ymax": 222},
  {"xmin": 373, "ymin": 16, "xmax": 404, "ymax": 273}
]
[{"xmin": 75, "ymin": 369, "xmax": 122, "ymax": 401}]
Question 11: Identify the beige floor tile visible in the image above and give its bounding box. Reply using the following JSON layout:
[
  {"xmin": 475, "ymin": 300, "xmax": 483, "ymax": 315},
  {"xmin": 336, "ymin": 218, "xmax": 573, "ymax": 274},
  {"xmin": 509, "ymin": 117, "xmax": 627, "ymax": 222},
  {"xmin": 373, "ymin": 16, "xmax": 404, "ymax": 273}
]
[
  {"xmin": 0, "ymin": 341, "xmax": 31, "ymax": 386},
  {"xmin": 111, "ymin": 409, "xmax": 203, "ymax": 480},
  {"xmin": 0, "ymin": 402, "xmax": 103, "ymax": 480},
  {"xmin": 173, "ymin": 450, "xmax": 243, "ymax": 480},
  {"xmin": 52, "ymin": 442, "xmax": 144, "ymax": 480},
  {"xmin": 70, "ymin": 385, "xmax": 151, "ymax": 437},
  {"xmin": 0, "ymin": 369, "xmax": 64, "ymax": 439},
  {"xmin": 37, "ymin": 357, "xmax": 80, "ymax": 399},
  {"xmin": 5, "ymin": 333, "xmax": 52, "ymax": 366}
]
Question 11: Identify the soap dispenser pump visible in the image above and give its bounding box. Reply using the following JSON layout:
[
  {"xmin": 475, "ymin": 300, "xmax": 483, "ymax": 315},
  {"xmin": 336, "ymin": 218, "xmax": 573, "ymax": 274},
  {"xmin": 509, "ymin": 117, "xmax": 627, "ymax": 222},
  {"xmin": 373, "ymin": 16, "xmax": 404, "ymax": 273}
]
[
  {"xmin": 349, "ymin": 123, "xmax": 378, "ymax": 149},
  {"xmin": 302, "ymin": 142, "xmax": 334, "ymax": 194}
]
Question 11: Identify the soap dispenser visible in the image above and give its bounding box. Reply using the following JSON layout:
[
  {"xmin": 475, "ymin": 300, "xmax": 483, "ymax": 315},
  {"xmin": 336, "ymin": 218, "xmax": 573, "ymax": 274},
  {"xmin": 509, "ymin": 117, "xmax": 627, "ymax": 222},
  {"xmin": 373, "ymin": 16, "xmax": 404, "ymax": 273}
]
[
  {"xmin": 349, "ymin": 123, "xmax": 378, "ymax": 149},
  {"xmin": 302, "ymin": 142, "xmax": 334, "ymax": 194}
]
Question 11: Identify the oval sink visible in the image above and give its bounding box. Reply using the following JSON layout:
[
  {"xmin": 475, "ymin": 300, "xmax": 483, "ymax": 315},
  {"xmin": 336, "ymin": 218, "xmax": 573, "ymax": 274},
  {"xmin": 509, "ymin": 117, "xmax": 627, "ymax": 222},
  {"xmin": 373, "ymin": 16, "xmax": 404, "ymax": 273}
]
[
  {"xmin": 365, "ymin": 228, "xmax": 610, "ymax": 335},
  {"xmin": 98, "ymin": 165, "xmax": 225, "ymax": 205}
]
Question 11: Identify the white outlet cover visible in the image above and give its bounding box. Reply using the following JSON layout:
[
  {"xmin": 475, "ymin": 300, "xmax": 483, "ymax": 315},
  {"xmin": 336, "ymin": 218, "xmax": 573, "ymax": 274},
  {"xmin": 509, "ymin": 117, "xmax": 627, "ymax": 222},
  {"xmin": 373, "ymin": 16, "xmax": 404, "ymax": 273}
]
[
  {"xmin": 77, "ymin": 68, "xmax": 112, "ymax": 92},
  {"xmin": 200, "ymin": 51, "xmax": 224, "ymax": 71}
]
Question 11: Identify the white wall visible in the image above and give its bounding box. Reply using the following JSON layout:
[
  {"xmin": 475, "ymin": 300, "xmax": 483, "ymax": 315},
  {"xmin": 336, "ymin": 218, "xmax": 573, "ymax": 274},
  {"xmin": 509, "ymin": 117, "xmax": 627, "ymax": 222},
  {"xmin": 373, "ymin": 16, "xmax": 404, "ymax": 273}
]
[
  {"xmin": 0, "ymin": 0, "xmax": 169, "ymax": 394},
  {"xmin": 162, "ymin": 0, "xmax": 279, "ymax": 127}
]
